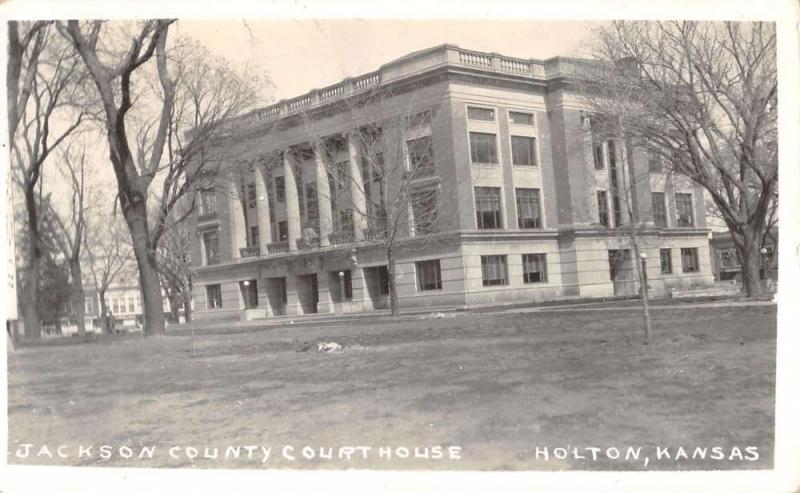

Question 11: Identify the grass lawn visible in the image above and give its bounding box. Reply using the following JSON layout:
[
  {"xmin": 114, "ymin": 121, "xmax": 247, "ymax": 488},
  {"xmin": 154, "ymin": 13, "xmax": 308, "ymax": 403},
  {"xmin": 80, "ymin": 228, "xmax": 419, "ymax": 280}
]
[{"xmin": 6, "ymin": 304, "xmax": 776, "ymax": 471}]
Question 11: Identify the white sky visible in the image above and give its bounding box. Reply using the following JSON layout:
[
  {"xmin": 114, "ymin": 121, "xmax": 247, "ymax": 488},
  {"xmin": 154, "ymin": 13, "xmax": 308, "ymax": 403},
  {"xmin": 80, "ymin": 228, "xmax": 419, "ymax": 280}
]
[{"xmin": 172, "ymin": 20, "xmax": 599, "ymax": 102}]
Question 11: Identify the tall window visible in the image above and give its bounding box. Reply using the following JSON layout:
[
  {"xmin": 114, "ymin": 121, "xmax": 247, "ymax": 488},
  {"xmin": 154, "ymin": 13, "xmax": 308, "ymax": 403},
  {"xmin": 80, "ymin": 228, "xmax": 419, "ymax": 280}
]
[
  {"xmin": 305, "ymin": 183, "xmax": 318, "ymax": 221},
  {"xmin": 406, "ymin": 136, "xmax": 434, "ymax": 170},
  {"xmin": 411, "ymin": 187, "xmax": 438, "ymax": 235},
  {"xmin": 469, "ymin": 132, "xmax": 498, "ymax": 164},
  {"xmin": 278, "ymin": 220, "xmax": 288, "ymax": 241},
  {"xmin": 250, "ymin": 226, "xmax": 260, "ymax": 248},
  {"xmin": 719, "ymin": 248, "xmax": 740, "ymax": 268},
  {"xmin": 128, "ymin": 297, "xmax": 135, "ymax": 313},
  {"xmin": 247, "ymin": 182, "xmax": 257, "ymax": 209},
  {"xmin": 597, "ymin": 190, "xmax": 609, "ymax": 227},
  {"xmin": 593, "ymin": 142, "xmax": 604, "ymax": 170},
  {"xmin": 509, "ymin": 111, "xmax": 534, "ymax": 126},
  {"xmin": 608, "ymin": 249, "xmax": 629, "ymax": 281},
  {"xmin": 200, "ymin": 188, "xmax": 217, "ymax": 216},
  {"xmin": 467, "ymin": 106, "xmax": 495, "ymax": 121},
  {"xmin": 275, "ymin": 176, "xmax": 285, "ymax": 203},
  {"xmin": 660, "ymin": 248, "xmax": 673, "ymax": 274},
  {"xmin": 607, "ymin": 140, "xmax": 622, "ymax": 227},
  {"xmin": 675, "ymin": 193, "xmax": 694, "ymax": 227},
  {"xmin": 338, "ymin": 209, "xmax": 354, "ymax": 235},
  {"xmin": 511, "ymin": 136, "xmax": 537, "ymax": 166},
  {"xmin": 522, "ymin": 253, "xmax": 548, "ymax": 283},
  {"xmin": 648, "ymin": 152, "xmax": 663, "ymax": 173},
  {"xmin": 416, "ymin": 260, "xmax": 442, "ymax": 291},
  {"xmin": 206, "ymin": 284, "xmax": 222, "ymax": 309},
  {"xmin": 481, "ymin": 255, "xmax": 508, "ymax": 286},
  {"xmin": 516, "ymin": 188, "xmax": 542, "ymax": 229},
  {"xmin": 474, "ymin": 187, "xmax": 502, "ymax": 229},
  {"xmin": 681, "ymin": 247, "xmax": 699, "ymax": 273},
  {"xmin": 202, "ymin": 230, "xmax": 220, "ymax": 266},
  {"xmin": 652, "ymin": 192, "xmax": 667, "ymax": 228}
]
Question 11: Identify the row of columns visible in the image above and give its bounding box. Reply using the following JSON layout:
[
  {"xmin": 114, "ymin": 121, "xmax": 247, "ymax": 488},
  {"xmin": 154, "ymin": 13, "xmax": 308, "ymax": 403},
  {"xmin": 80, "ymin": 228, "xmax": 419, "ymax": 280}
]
[
  {"xmin": 248, "ymin": 268, "xmax": 374, "ymax": 317},
  {"xmin": 229, "ymin": 131, "xmax": 371, "ymax": 259}
]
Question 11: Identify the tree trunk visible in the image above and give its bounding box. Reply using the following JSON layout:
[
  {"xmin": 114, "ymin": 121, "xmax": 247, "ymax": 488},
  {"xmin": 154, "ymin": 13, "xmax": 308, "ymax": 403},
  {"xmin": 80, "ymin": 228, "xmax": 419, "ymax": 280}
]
[
  {"xmin": 733, "ymin": 227, "xmax": 766, "ymax": 298},
  {"xmin": 183, "ymin": 296, "xmax": 192, "ymax": 323},
  {"xmin": 125, "ymin": 209, "xmax": 166, "ymax": 335},
  {"xmin": 387, "ymin": 247, "xmax": 399, "ymax": 317},
  {"xmin": 69, "ymin": 257, "xmax": 86, "ymax": 337},
  {"xmin": 98, "ymin": 288, "xmax": 111, "ymax": 334},
  {"xmin": 22, "ymin": 185, "xmax": 42, "ymax": 339}
]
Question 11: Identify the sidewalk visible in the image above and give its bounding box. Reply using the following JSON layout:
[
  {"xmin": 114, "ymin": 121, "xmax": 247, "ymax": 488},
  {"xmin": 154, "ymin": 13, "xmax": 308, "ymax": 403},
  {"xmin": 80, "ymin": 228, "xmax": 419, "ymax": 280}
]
[{"xmin": 169, "ymin": 295, "xmax": 776, "ymax": 336}]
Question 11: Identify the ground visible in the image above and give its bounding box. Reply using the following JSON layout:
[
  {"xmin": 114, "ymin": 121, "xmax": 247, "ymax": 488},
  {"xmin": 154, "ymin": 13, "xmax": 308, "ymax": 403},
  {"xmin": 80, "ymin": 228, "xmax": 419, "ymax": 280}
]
[{"xmin": 6, "ymin": 301, "xmax": 776, "ymax": 471}]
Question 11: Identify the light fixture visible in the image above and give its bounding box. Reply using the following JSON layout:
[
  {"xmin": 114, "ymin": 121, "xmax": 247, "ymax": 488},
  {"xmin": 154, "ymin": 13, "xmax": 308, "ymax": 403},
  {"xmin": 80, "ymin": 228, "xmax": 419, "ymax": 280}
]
[
  {"xmin": 760, "ymin": 247, "xmax": 768, "ymax": 255},
  {"xmin": 639, "ymin": 252, "xmax": 647, "ymax": 259},
  {"xmin": 243, "ymin": 280, "xmax": 250, "ymax": 286}
]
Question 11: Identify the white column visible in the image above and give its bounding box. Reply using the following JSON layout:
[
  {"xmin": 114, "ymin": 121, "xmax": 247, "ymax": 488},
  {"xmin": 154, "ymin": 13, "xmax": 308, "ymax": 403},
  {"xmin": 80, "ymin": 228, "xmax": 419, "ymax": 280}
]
[
  {"xmin": 254, "ymin": 165, "xmax": 272, "ymax": 255},
  {"xmin": 315, "ymin": 143, "xmax": 334, "ymax": 247},
  {"xmin": 316, "ymin": 272, "xmax": 334, "ymax": 313},
  {"xmin": 226, "ymin": 175, "xmax": 247, "ymax": 260},
  {"xmin": 283, "ymin": 150, "xmax": 301, "ymax": 252},
  {"xmin": 347, "ymin": 132, "xmax": 368, "ymax": 241}
]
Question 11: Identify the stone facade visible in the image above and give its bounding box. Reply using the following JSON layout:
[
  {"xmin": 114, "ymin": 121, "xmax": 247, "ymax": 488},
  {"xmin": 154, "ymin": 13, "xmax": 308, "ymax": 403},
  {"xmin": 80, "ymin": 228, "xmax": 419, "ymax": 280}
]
[{"xmin": 190, "ymin": 44, "xmax": 714, "ymax": 322}]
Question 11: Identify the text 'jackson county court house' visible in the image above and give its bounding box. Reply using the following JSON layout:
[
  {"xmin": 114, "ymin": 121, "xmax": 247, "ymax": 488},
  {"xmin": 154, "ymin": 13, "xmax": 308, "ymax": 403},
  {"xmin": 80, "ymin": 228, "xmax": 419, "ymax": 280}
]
[{"xmin": 189, "ymin": 44, "xmax": 714, "ymax": 322}]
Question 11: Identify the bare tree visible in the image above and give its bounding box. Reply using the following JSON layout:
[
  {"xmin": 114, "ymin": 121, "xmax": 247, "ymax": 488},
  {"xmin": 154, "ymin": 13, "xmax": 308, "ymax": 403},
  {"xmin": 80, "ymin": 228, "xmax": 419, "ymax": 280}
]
[
  {"xmin": 7, "ymin": 20, "xmax": 51, "ymax": 144},
  {"xmin": 61, "ymin": 21, "xmax": 265, "ymax": 334},
  {"xmin": 10, "ymin": 25, "xmax": 87, "ymax": 338},
  {"xmin": 156, "ymin": 214, "xmax": 194, "ymax": 324},
  {"xmin": 585, "ymin": 21, "xmax": 777, "ymax": 297},
  {"xmin": 84, "ymin": 212, "xmax": 133, "ymax": 334},
  {"xmin": 48, "ymin": 143, "xmax": 96, "ymax": 337},
  {"xmin": 295, "ymin": 90, "xmax": 446, "ymax": 316}
]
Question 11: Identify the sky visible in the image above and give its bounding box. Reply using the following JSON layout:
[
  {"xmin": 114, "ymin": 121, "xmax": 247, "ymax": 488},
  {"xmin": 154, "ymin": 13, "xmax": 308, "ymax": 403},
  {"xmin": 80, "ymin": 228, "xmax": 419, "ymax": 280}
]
[{"xmin": 173, "ymin": 20, "xmax": 600, "ymax": 103}]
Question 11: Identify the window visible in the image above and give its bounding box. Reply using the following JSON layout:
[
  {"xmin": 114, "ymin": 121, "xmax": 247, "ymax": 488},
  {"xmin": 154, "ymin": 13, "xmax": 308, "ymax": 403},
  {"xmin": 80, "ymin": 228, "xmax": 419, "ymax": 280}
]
[
  {"xmin": 467, "ymin": 106, "xmax": 495, "ymax": 121},
  {"xmin": 275, "ymin": 176, "xmax": 285, "ymax": 203},
  {"xmin": 202, "ymin": 230, "xmax": 220, "ymax": 266},
  {"xmin": 377, "ymin": 266, "xmax": 390, "ymax": 295},
  {"xmin": 648, "ymin": 152, "xmax": 663, "ymax": 173},
  {"xmin": 719, "ymin": 248, "xmax": 739, "ymax": 268},
  {"xmin": 675, "ymin": 193, "xmax": 694, "ymax": 227},
  {"xmin": 660, "ymin": 249, "xmax": 673, "ymax": 274},
  {"xmin": 406, "ymin": 136, "xmax": 434, "ymax": 170},
  {"xmin": 511, "ymin": 136, "xmax": 537, "ymax": 166},
  {"xmin": 278, "ymin": 221, "xmax": 288, "ymax": 241},
  {"xmin": 199, "ymin": 188, "xmax": 217, "ymax": 216},
  {"xmin": 593, "ymin": 142, "xmax": 605, "ymax": 170},
  {"xmin": 652, "ymin": 192, "xmax": 667, "ymax": 228},
  {"xmin": 681, "ymin": 248, "xmax": 699, "ymax": 273},
  {"xmin": 516, "ymin": 188, "xmax": 542, "ymax": 229},
  {"xmin": 509, "ymin": 111, "xmax": 534, "ymax": 126},
  {"xmin": 474, "ymin": 187, "xmax": 502, "ymax": 229},
  {"xmin": 338, "ymin": 209, "xmax": 354, "ymax": 236},
  {"xmin": 597, "ymin": 191, "xmax": 609, "ymax": 227},
  {"xmin": 334, "ymin": 160, "xmax": 349, "ymax": 193},
  {"xmin": 481, "ymin": 255, "xmax": 508, "ymax": 286},
  {"xmin": 206, "ymin": 284, "xmax": 222, "ymax": 309},
  {"xmin": 416, "ymin": 260, "xmax": 442, "ymax": 291},
  {"xmin": 247, "ymin": 182, "xmax": 257, "ymax": 209},
  {"xmin": 128, "ymin": 297, "xmax": 135, "ymax": 313},
  {"xmin": 305, "ymin": 183, "xmax": 318, "ymax": 220},
  {"xmin": 250, "ymin": 226, "xmax": 260, "ymax": 248},
  {"xmin": 240, "ymin": 280, "xmax": 258, "ymax": 308},
  {"xmin": 118, "ymin": 299, "xmax": 125, "ymax": 314},
  {"xmin": 522, "ymin": 253, "xmax": 548, "ymax": 283},
  {"xmin": 411, "ymin": 187, "xmax": 438, "ymax": 235},
  {"xmin": 85, "ymin": 297, "xmax": 93, "ymax": 315},
  {"xmin": 608, "ymin": 249, "xmax": 630, "ymax": 281},
  {"xmin": 469, "ymin": 132, "xmax": 498, "ymax": 164}
]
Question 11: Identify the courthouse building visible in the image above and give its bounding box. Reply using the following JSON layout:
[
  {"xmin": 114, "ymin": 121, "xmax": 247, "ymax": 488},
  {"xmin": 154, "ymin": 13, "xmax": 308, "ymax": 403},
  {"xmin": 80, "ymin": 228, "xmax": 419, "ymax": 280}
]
[{"xmin": 190, "ymin": 44, "xmax": 714, "ymax": 322}]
